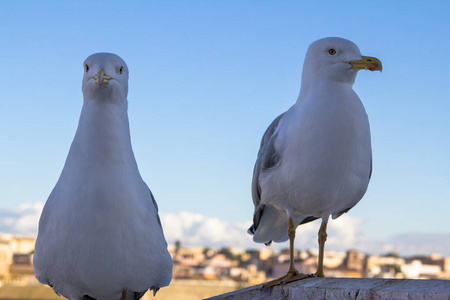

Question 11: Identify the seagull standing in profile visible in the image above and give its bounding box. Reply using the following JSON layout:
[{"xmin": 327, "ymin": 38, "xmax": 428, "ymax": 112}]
[
  {"xmin": 248, "ymin": 37, "xmax": 381, "ymax": 287},
  {"xmin": 34, "ymin": 53, "xmax": 172, "ymax": 299}
]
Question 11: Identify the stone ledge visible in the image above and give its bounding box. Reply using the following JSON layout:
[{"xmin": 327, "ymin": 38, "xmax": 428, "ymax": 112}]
[{"xmin": 205, "ymin": 278, "xmax": 450, "ymax": 300}]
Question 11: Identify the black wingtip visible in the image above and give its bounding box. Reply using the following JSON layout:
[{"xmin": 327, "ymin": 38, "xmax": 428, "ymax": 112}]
[
  {"xmin": 150, "ymin": 287, "xmax": 160, "ymax": 297},
  {"xmin": 247, "ymin": 225, "xmax": 255, "ymax": 235},
  {"xmin": 134, "ymin": 289, "xmax": 149, "ymax": 300}
]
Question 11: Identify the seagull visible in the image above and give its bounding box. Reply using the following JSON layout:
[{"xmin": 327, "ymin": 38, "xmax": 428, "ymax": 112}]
[
  {"xmin": 33, "ymin": 53, "xmax": 173, "ymax": 299},
  {"xmin": 248, "ymin": 37, "xmax": 381, "ymax": 287}
]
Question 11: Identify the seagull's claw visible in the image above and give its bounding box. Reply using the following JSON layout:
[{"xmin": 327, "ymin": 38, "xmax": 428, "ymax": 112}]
[{"xmin": 263, "ymin": 270, "xmax": 312, "ymax": 288}]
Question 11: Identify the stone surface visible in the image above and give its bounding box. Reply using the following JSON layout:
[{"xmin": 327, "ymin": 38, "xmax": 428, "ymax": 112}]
[{"xmin": 205, "ymin": 278, "xmax": 450, "ymax": 300}]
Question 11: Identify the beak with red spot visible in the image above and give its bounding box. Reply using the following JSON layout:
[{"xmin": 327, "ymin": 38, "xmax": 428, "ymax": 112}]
[
  {"xmin": 93, "ymin": 69, "xmax": 113, "ymax": 86},
  {"xmin": 349, "ymin": 56, "xmax": 382, "ymax": 72}
]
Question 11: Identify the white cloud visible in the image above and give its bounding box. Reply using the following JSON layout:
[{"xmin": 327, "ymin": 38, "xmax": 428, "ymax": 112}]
[
  {"xmin": 0, "ymin": 202, "xmax": 44, "ymax": 236},
  {"xmin": 291, "ymin": 214, "xmax": 365, "ymax": 252},
  {"xmin": 1, "ymin": 203, "xmax": 448, "ymax": 256},
  {"xmin": 160, "ymin": 211, "xmax": 367, "ymax": 252},
  {"xmin": 161, "ymin": 212, "xmax": 255, "ymax": 249}
]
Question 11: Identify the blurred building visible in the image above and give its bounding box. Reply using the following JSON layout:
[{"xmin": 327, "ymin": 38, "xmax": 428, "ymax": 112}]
[{"xmin": 0, "ymin": 233, "xmax": 36, "ymax": 285}]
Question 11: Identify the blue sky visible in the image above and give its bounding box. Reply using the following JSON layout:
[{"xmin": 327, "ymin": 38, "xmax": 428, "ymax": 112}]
[{"xmin": 0, "ymin": 1, "xmax": 449, "ymax": 251}]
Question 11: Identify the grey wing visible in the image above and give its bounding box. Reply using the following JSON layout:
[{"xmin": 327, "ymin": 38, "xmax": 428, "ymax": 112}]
[
  {"xmin": 251, "ymin": 112, "xmax": 286, "ymax": 206},
  {"xmin": 249, "ymin": 113, "xmax": 285, "ymax": 235},
  {"xmin": 147, "ymin": 187, "xmax": 162, "ymax": 228}
]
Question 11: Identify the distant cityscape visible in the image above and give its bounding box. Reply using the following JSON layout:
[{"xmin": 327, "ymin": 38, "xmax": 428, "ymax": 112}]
[{"xmin": 0, "ymin": 232, "xmax": 449, "ymax": 288}]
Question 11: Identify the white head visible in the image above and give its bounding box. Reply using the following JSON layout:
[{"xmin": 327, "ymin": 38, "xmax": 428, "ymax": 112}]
[
  {"xmin": 301, "ymin": 37, "xmax": 382, "ymax": 86},
  {"xmin": 82, "ymin": 53, "xmax": 129, "ymax": 103}
]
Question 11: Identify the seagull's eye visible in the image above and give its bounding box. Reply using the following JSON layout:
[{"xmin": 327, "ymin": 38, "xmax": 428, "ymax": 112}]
[
  {"xmin": 85, "ymin": 64, "xmax": 89, "ymax": 72},
  {"xmin": 328, "ymin": 48, "xmax": 337, "ymax": 55},
  {"xmin": 119, "ymin": 66, "xmax": 123, "ymax": 74}
]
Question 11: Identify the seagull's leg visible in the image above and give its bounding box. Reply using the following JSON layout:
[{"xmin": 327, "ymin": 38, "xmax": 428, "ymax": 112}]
[
  {"xmin": 315, "ymin": 217, "xmax": 329, "ymax": 277},
  {"xmin": 286, "ymin": 217, "xmax": 299, "ymax": 275},
  {"xmin": 264, "ymin": 217, "xmax": 310, "ymax": 288},
  {"xmin": 120, "ymin": 290, "xmax": 127, "ymax": 300}
]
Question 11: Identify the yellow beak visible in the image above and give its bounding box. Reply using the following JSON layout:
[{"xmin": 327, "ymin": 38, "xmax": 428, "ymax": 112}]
[
  {"xmin": 350, "ymin": 56, "xmax": 382, "ymax": 72},
  {"xmin": 93, "ymin": 69, "xmax": 113, "ymax": 86}
]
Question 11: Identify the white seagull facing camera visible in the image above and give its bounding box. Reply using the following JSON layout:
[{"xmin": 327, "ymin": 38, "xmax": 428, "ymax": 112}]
[
  {"xmin": 34, "ymin": 53, "xmax": 172, "ymax": 300},
  {"xmin": 248, "ymin": 37, "xmax": 381, "ymax": 287}
]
